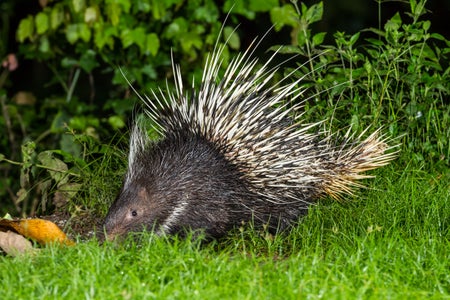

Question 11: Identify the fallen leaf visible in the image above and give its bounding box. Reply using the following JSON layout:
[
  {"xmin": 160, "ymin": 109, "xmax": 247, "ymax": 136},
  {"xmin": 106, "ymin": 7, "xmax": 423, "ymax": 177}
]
[
  {"xmin": 0, "ymin": 231, "xmax": 37, "ymax": 256},
  {"xmin": 0, "ymin": 218, "xmax": 75, "ymax": 246},
  {"xmin": 13, "ymin": 91, "xmax": 36, "ymax": 105}
]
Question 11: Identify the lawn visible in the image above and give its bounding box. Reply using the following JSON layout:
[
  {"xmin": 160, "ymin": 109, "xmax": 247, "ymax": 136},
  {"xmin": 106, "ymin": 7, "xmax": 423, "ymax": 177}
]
[{"xmin": 1, "ymin": 160, "xmax": 448, "ymax": 299}]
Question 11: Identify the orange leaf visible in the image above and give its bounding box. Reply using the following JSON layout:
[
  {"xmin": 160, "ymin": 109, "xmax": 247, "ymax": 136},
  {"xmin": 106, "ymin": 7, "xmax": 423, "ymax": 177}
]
[{"xmin": 0, "ymin": 218, "xmax": 75, "ymax": 246}]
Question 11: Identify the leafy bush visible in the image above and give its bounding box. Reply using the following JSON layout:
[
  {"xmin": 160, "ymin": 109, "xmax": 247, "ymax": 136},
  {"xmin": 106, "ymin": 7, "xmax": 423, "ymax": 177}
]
[{"xmin": 275, "ymin": 0, "xmax": 450, "ymax": 166}]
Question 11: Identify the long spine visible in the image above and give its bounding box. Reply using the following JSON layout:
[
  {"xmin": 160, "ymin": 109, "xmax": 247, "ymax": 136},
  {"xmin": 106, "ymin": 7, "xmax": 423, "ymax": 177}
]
[{"xmin": 128, "ymin": 34, "xmax": 397, "ymax": 206}]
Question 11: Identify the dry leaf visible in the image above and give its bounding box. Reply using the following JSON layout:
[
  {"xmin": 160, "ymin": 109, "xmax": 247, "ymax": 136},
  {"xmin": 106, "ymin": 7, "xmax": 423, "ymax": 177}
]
[
  {"xmin": 0, "ymin": 231, "xmax": 37, "ymax": 256},
  {"xmin": 0, "ymin": 218, "xmax": 75, "ymax": 246},
  {"xmin": 12, "ymin": 91, "xmax": 36, "ymax": 105}
]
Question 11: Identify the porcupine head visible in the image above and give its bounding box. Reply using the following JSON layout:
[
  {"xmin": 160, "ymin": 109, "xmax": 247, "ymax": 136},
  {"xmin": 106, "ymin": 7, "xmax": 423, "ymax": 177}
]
[
  {"xmin": 103, "ymin": 124, "xmax": 253, "ymax": 239},
  {"xmin": 103, "ymin": 33, "xmax": 397, "ymax": 241}
]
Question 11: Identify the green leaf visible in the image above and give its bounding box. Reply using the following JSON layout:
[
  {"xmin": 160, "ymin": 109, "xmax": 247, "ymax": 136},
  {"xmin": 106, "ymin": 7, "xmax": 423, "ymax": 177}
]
[
  {"xmin": 72, "ymin": 0, "xmax": 86, "ymax": 13},
  {"xmin": 39, "ymin": 36, "xmax": 50, "ymax": 53},
  {"xmin": 365, "ymin": 37, "xmax": 384, "ymax": 46},
  {"xmin": 349, "ymin": 32, "xmax": 360, "ymax": 46},
  {"xmin": 149, "ymin": 0, "xmax": 164, "ymax": 20},
  {"xmin": 50, "ymin": 5, "xmax": 64, "ymax": 30},
  {"xmin": 223, "ymin": 26, "xmax": 240, "ymax": 50},
  {"xmin": 416, "ymin": 44, "xmax": 439, "ymax": 63},
  {"xmin": 249, "ymin": 0, "xmax": 279, "ymax": 12},
  {"xmin": 59, "ymin": 134, "xmax": 82, "ymax": 158},
  {"xmin": 136, "ymin": 0, "xmax": 151, "ymax": 13},
  {"xmin": 106, "ymin": 2, "xmax": 122, "ymax": 26},
  {"xmin": 409, "ymin": 0, "xmax": 417, "ymax": 15},
  {"xmin": 79, "ymin": 50, "xmax": 99, "ymax": 72},
  {"xmin": 223, "ymin": 0, "xmax": 256, "ymax": 19},
  {"xmin": 116, "ymin": 0, "xmax": 132, "ymax": 13},
  {"xmin": 165, "ymin": 17, "xmax": 188, "ymax": 38},
  {"xmin": 350, "ymin": 114, "xmax": 359, "ymax": 131},
  {"xmin": 61, "ymin": 57, "xmax": 79, "ymax": 68},
  {"xmin": 78, "ymin": 23, "xmax": 91, "ymax": 42},
  {"xmin": 66, "ymin": 23, "xmax": 91, "ymax": 44},
  {"xmin": 84, "ymin": 6, "xmax": 99, "ymax": 24},
  {"xmin": 112, "ymin": 68, "xmax": 130, "ymax": 85},
  {"xmin": 268, "ymin": 45, "xmax": 302, "ymax": 54},
  {"xmin": 108, "ymin": 115, "xmax": 126, "ymax": 130},
  {"xmin": 35, "ymin": 12, "xmax": 49, "ymax": 35},
  {"xmin": 270, "ymin": 4, "xmax": 297, "ymax": 31},
  {"xmin": 406, "ymin": 27, "xmax": 424, "ymax": 42},
  {"xmin": 131, "ymin": 27, "xmax": 147, "ymax": 52},
  {"xmin": 145, "ymin": 33, "xmax": 160, "ymax": 56},
  {"xmin": 365, "ymin": 27, "xmax": 385, "ymax": 38},
  {"xmin": 412, "ymin": 0, "xmax": 426, "ymax": 18},
  {"xmin": 16, "ymin": 16, "xmax": 34, "ymax": 42},
  {"xmin": 141, "ymin": 64, "xmax": 157, "ymax": 79},
  {"xmin": 297, "ymin": 28, "xmax": 310, "ymax": 47},
  {"xmin": 363, "ymin": 59, "xmax": 372, "ymax": 75},
  {"xmin": 94, "ymin": 24, "xmax": 117, "ymax": 49},
  {"xmin": 193, "ymin": 5, "xmax": 219, "ymax": 23},
  {"xmin": 69, "ymin": 115, "xmax": 100, "ymax": 130},
  {"xmin": 21, "ymin": 141, "xmax": 36, "ymax": 168},
  {"xmin": 385, "ymin": 12, "xmax": 402, "ymax": 32},
  {"xmin": 58, "ymin": 182, "xmax": 83, "ymax": 199},
  {"xmin": 16, "ymin": 188, "xmax": 28, "ymax": 204},
  {"xmin": 312, "ymin": 32, "xmax": 326, "ymax": 47},
  {"xmin": 120, "ymin": 29, "xmax": 133, "ymax": 48},
  {"xmin": 66, "ymin": 24, "xmax": 79, "ymax": 44},
  {"xmin": 430, "ymin": 33, "xmax": 446, "ymax": 41},
  {"xmin": 305, "ymin": 2, "xmax": 323, "ymax": 24},
  {"xmin": 50, "ymin": 110, "xmax": 70, "ymax": 133},
  {"xmin": 179, "ymin": 32, "xmax": 202, "ymax": 53},
  {"xmin": 37, "ymin": 151, "xmax": 69, "ymax": 185}
]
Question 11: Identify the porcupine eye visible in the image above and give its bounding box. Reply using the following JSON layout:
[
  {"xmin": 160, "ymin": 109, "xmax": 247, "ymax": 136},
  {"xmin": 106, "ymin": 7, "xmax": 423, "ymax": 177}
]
[{"xmin": 131, "ymin": 210, "xmax": 138, "ymax": 217}]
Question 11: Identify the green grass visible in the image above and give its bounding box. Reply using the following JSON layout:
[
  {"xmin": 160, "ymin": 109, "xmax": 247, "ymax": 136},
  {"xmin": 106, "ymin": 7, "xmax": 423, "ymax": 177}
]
[{"xmin": 1, "ymin": 159, "xmax": 449, "ymax": 299}]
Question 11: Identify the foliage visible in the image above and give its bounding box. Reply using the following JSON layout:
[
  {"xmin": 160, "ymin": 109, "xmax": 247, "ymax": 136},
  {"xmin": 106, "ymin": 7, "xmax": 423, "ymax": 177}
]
[{"xmin": 273, "ymin": 0, "xmax": 450, "ymax": 167}]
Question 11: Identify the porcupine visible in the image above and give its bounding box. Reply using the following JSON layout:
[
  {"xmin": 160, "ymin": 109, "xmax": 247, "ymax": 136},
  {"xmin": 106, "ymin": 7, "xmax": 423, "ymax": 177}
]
[{"xmin": 103, "ymin": 32, "xmax": 397, "ymax": 240}]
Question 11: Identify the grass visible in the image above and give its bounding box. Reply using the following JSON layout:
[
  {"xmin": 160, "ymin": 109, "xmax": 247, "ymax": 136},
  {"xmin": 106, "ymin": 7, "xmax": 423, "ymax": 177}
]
[{"xmin": 1, "ymin": 158, "xmax": 449, "ymax": 299}]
